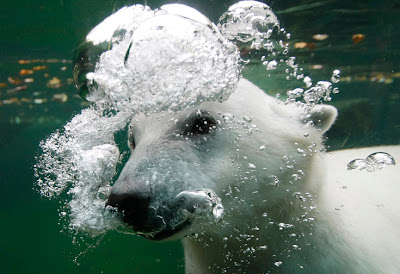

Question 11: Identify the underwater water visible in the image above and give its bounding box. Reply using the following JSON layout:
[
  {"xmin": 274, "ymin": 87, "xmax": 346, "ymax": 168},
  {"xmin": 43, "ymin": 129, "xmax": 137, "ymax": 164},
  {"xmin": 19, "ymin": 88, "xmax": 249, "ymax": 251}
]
[{"xmin": 1, "ymin": 0, "xmax": 400, "ymax": 273}]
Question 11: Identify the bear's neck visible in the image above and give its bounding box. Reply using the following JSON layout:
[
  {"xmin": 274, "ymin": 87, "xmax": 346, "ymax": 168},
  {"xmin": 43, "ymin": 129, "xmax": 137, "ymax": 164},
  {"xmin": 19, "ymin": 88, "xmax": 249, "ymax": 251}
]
[
  {"xmin": 182, "ymin": 197, "xmax": 309, "ymax": 273},
  {"xmin": 182, "ymin": 194, "xmax": 370, "ymax": 273}
]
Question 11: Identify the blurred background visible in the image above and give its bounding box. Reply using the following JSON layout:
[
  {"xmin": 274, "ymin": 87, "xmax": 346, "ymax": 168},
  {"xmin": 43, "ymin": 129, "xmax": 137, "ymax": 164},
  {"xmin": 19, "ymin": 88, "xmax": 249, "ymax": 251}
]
[{"xmin": 1, "ymin": 0, "xmax": 399, "ymax": 273}]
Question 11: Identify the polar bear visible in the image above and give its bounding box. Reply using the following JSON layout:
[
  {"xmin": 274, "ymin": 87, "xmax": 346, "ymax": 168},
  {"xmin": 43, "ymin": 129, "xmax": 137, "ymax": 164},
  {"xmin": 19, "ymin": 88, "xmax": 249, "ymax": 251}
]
[{"xmin": 106, "ymin": 78, "xmax": 400, "ymax": 273}]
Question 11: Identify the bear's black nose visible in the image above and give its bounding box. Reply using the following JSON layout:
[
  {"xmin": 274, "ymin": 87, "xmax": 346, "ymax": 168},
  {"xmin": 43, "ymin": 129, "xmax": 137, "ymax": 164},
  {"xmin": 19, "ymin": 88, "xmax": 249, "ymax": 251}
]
[{"xmin": 106, "ymin": 192, "xmax": 151, "ymax": 232}]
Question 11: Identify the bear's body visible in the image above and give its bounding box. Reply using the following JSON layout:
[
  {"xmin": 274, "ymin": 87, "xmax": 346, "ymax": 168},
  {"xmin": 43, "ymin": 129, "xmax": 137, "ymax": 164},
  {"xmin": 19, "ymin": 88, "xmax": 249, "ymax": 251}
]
[
  {"xmin": 108, "ymin": 78, "xmax": 400, "ymax": 273},
  {"xmin": 184, "ymin": 145, "xmax": 400, "ymax": 273}
]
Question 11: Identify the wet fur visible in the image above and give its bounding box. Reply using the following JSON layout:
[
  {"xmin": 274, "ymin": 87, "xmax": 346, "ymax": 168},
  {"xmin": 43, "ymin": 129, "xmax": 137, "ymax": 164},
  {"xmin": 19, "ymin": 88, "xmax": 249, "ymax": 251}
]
[{"xmin": 112, "ymin": 78, "xmax": 400, "ymax": 273}]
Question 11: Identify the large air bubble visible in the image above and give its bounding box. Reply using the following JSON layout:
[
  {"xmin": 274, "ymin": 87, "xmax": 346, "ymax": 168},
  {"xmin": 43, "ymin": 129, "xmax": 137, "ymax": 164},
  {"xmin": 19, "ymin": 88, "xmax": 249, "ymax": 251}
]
[
  {"xmin": 74, "ymin": 4, "xmax": 241, "ymax": 114},
  {"xmin": 218, "ymin": 1, "xmax": 280, "ymax": 46},
  {"xmin": 73, "ymin": 5, "xmax": 155, "ymax": 100}
]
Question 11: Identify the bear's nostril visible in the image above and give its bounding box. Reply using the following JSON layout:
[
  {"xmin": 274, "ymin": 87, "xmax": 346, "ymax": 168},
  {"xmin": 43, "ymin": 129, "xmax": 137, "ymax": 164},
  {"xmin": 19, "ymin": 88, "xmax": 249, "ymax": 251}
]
[{"xmin": 106, "ymin": 192, "xmax": 151, "ymax": 231}]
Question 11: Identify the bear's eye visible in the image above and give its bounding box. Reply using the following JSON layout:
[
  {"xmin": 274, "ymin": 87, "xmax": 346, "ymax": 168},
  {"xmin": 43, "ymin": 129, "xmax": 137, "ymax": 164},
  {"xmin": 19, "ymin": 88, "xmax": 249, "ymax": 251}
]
[
  {"xmin": 192, "ymin": 117, "xmax": 215, "ymax": 134},
  {"xmin": 186, "ymin": 110, "xmax": 217, "ymax": 135}
]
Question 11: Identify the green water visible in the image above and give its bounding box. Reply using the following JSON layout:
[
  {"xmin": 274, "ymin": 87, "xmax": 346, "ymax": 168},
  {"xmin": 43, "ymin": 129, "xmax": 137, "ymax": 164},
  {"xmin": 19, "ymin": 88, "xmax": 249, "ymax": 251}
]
[{"xmin": 1, "ymin": 0, "xmax": 399, "ymax": 273}]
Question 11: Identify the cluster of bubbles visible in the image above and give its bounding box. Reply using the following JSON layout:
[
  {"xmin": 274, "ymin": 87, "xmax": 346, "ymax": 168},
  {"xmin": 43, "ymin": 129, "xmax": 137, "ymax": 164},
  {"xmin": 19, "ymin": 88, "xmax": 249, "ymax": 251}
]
[
  {"xmin": 35, "ymin": 0, "xmax": 339, "ymax": 237},
  {"xmin": 288, "ymin": 79, "xmax": 339, "ymax": 104},
  {"xmin": 220, "ymin": 2, "xmax": 342, "ymax": 115},
  {"xmin": 347, "ymin": 152, "xmax": 396, "ymax": 171},
  {"xmin": 35, "ymin": 108, "xmax": 130, "ymax": 233},
  {"xmin": 74, "ymin": 4, "xmax": 241, "ymax": 113}
]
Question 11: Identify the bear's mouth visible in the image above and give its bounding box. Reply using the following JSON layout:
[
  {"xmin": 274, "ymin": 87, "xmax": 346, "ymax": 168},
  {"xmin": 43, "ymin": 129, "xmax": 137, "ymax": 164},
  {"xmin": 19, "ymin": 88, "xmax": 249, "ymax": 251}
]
[
  {"xmin": 114, "ymin": 212, "xmax": 192, "ymax": 241},
  {"xmin": 139, "ymin": 219, "xmax": 192, "ymax": 241}
]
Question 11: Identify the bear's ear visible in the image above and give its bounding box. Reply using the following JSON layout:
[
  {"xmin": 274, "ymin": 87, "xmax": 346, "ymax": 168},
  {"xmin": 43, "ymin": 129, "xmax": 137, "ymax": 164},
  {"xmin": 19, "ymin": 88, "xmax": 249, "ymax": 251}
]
[{"xmin": 308, "ymin": 105, "xmax": 337, "ymax": 133}]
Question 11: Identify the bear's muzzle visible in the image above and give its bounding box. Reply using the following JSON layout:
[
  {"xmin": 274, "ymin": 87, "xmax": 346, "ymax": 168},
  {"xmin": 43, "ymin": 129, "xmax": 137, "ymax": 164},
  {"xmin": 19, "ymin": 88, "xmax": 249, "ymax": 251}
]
[{"xmin": 106, "ymin": 188, "xmax": 224, "ymax": 240}]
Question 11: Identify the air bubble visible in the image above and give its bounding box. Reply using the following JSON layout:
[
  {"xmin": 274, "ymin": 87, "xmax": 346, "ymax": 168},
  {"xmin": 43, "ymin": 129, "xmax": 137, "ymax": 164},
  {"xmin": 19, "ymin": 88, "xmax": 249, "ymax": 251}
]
[
  {"xmin": 73, "ymin": 4, "xmax": 241, "ymax": 113},
  {"xmin": 331, "ymin": 69, "xmax": 341, "ymax": 83},
  {"xmin": 286, "ymin": 56, "xmax": 297, "ymax": 68},
  {"xmin": 263, "ymin": 42, "xmax": 274, "ymax": 51},
  {"xmin": 292, "ymin": 244, "xmax": 301, "ymax": 250},
  {"xmin": 222, "ymin": 113, "xmax": 234, "ymax": 123},
  {"xmin": 213, "ymin": 203, "xmax": 225, "ymax": 220},
  {"xmin": 303, "ymin": 76, "xmax": 312, "ymax": 88},
  {"xmin": 287, "ymin": 88, "xmax": 303, "ymax": 99},
  {"xmin": 273, "ymin": 177, "xmax": 279, "ymax": 187},
  {"xmin": 243, "ymin": 116, "xmax": 252, "ymax": 123},
  {"xmin": 347, "ymin": 152, "xmax": 396, "ymax": 171},
  {"xmin": 248, "ymin": 163, "xmax": 256, "ymax": 169},
  {"xmin": 278, "ymin": 223, "xmax": 294, "ymax": 230},
  {"xmin": 366, "ymin": 152, "xmax": 396, "ymax": 169},
  {"xmin": 266, "ymin": 60, "xmax": 278, "ymax": 70},
  {"xmin": 218, "ymin": 1, "xmax": 280, "ymax": 44},
  {"xmin": 73, "ymin": 5, "xmax": 154, "ymax": 100},
  {"xmin": 303, "ymin": 81, "xmax": 333, "ymax": 105}
]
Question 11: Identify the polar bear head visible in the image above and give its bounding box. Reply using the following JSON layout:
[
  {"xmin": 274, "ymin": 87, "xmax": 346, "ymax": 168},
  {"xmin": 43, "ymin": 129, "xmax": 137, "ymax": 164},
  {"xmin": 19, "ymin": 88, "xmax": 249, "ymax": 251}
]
[{"xmin": 106, "ymin": 78, "xmax": 337, "ymax": 241}]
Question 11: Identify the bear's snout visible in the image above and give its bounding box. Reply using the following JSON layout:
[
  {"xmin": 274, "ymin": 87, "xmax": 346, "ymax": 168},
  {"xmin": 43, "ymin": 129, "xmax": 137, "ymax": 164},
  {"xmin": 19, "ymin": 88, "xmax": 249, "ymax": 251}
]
[
  {"xmin": 106, "ymin": 187, "xmax": 191, "ymax": 240},
  {"xmin": 106, "ymin": 192, "xmax": 154, "ymax": 232}
]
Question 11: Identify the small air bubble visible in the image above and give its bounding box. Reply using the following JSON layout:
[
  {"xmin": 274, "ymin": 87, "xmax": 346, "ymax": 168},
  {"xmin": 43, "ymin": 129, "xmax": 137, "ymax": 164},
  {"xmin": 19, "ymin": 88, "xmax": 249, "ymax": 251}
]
[
  {"xmin": 331, "ymin": 69, "xmax": 341, "ymax": 83},
  {"xmin": 303, "ymin": 76, "xmax": 312, "ymax": 88},
  {"xmin": 266, "ymin": 60, "xmax": 278, "ymax": 70},
  {"xmin": 292, "ymin": 245, "xmax": 301, "ymax": 250},
  {"xmin": 222, "ymin": 113, "xmax": 234, "ymax": 123},
  {"xmin": 243, "ymin": 116, "xmax": 252, "ymax": 123}
]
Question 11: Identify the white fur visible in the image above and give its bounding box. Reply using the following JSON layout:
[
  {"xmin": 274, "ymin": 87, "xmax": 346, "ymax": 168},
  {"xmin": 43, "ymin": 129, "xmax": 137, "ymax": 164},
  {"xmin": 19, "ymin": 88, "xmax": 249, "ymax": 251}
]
[
  {"xmin": 314, "ymin": 146, "xmax": 400, "ymax": 274},
  {"xmin": 111, "ymin": 78, "xmax": 400, "ymax": 273}
]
